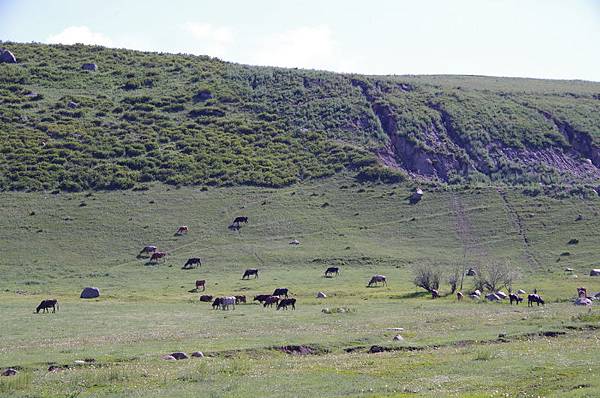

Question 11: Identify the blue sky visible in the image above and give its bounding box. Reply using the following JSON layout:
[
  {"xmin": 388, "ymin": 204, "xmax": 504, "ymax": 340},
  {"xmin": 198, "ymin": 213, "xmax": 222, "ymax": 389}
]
[{"xmin": 1, "ymin": 0, "xmax": 599, "ymax": 80}]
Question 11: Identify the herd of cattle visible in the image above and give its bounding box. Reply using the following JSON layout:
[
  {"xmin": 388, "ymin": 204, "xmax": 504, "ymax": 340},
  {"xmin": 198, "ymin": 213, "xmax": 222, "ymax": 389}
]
[{"xmin": 33, "ymin": 217, "xmax": 598, "ymax": 314}]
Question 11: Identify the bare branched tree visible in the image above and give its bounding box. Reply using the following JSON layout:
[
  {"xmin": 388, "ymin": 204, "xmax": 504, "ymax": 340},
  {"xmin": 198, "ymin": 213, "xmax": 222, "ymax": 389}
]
[
  {"xmin": 473, "ymin": 261, "xmax": 518, "ymax": 292},
  {"xmin": 448, "ymin": 265, "xmax": 462, "ymax": 294},
  {"xmin": 413, "ymin": 265, "xmax": 441, "ymax": 293}
]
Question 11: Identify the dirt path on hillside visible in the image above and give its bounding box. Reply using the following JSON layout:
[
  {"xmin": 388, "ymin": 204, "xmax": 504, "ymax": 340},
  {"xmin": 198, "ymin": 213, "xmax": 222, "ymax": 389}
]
[{"xmin": 450, "ymin": 194, "xmax": 488, "ymax": 266}]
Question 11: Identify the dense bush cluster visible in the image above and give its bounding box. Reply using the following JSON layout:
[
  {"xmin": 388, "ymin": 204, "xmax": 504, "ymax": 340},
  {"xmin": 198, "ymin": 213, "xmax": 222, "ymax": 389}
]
[{"xmin": 0, "ymin": 42, "xmax": 599, "ymax": 191}]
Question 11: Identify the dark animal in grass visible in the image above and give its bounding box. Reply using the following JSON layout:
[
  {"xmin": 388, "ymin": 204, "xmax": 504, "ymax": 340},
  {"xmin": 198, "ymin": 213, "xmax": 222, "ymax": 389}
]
[
  {"xmin": 509, "ymin": 293, "xmax": 523, "ymax": 305},
  {"xmin": 219, "ymin": 296, "xmax": 236, "ymax": 310},
  {"xmin": 212, "ymin": 297, "xmax": 223, "ymax": 309},
  {"xmin": 149, "ymin": 251, "xmax": 167, "ymax": 263},
  {"xmin": 138, "ymin": 245, "xmax": 157, "ymax": 257},
  {"xmin": 195, "ymin": 280, "xmax": 206, "ymax": 291},
  {"xmin": 263, "ymin": 296, "xmax": 280, "ymax": 308},
  {"xmin": 273, "ymin": 288, "xmax": 289, "ymax": 297},
  {"xmin": 175, "ymin": 226, "xmax": 189, "ymax": 235},
  {"xmin": 183, "ymin": 258, "xmax": 201, "ymax": 269},
  {"xmin": 528, "ymin": 294, "xmax": 545, "ymax": 307},
  {"xmin": 233, "ymin": 216, "xmax": 248, "ymax": 224},
  {"xmin": 277, "ymin": 298, "xmax": 296, "ymax": 310},
  {"xmin": 242, "ymin": 269, "xmax": 259, "ymax": 279},
  {"xmin": 367, "ymin": 275, "xmax": 387, "ymax": 287},
  {"xmin": 200, "ymin": 295, "xmax": 213, "ymax": 302},
  {"xmin": 228, "ymin": 223, "xmax": 241, "ymax": 231},
  {"xmin": 36, "ymin": 299, "xmax": 59, "ymax": 313},
  {"xmin": 235, "ymin": 295, "xmax": 247, "ymax": 304},
  {"xmin": 254, "ymin": 294, "xmax": 271, "ymax": 303},
  {"xmin": 324, "ymin": 267, "xmax": 339, "ymax": 277},
  {"xmin": 431, "ymin": 289, "xmax": 440, "ymax": 299},
  {"xmin": 456, "ymin": 292, "xmax": 463, "ymax": 301}
]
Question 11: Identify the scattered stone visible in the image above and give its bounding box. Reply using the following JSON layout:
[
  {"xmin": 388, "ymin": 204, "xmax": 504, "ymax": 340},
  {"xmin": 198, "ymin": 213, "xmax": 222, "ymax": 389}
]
[
  {"xmin": 466, "ymin": 268, "xmax": 477, "ymax": 276},
  {"xmin": 170, "ymin": 352, "xmax": 189, "ymax": 360},
  {"xmin": 495, "ymin": 291, "xmax": 508, "ymax": 299},
  {"xmin": 590, "ymin": 269, "xmax": 600, "ymax": 277},
  {"xmin": 393, "ymin": 334, "xmax": 404, "ymax": 341},
  {"xmin": 568, "ymin": 238, "xmax": 579, "ymax": 245},
  {"xmin": 486, "ymin": 293, "xmax": 501, "ymax": 301},
  {"xmin": 278, "ymin": 345, "xmax": 314, "ymax": 355},
  {"xmin": 48, "ymin": 365, "xmax": 64, "ymax": 372},
  {"xmin": 321, "ymin": 308, "xmax": 331, "ymax": 314},
  {"xmin": 517, "ymin": 289, "xmax": 527, "ymax": 294},
  {"xmin": 368, "ymin": 345, "xmax": 387, "ymax": 354},
  {"xmin": 1, "ymin": 368, "xmax": 17, "ymax": 376},
  {"xmin": 469, "ymin": 294, "xmax": 480, "ymax": 300},
  {"xmin": 161, "ymin": 355, "xmax": 176, "ymax": 361},
  {"xmin": 386, "ymin": 327, "xmax": 404, "ymax": 331},
  {"xmin": 74, "ymin": 360, "xmax": 86, "ymax": 365},
  {"xmin": 289, "ymin": 239, "xmax": 300, "ymax": 245},
  {"xmin": 574, "ymin": 297, "xmax": 592, "ymax": 306},
  {"xmin": 472, "ymin": 289, "xmax": 481, "ymax": 296},
  {"xmin": 0, "ymin": 49, "xmax": 17, "ymax": 63},
  {"xmin": 82, "ymin": 63, "xmax": 98, "ymax": 71},
  {"xmin": 80, "ymin": 286, "xmax": 100, "ymax": 299},
  {"xmin": 191, "ymin": 351, "xmax": 204, "ymax": 358},
  {"xmin": 565, "ymin": 268, "xmax": 574, "ymax": 272},
  {"xmin": 316, "ymin": 291, "xmax": 327, "ymax": 299},
  {"xmin": 67, "ymin": 101, "xmax": 79, "ymax": 109}
]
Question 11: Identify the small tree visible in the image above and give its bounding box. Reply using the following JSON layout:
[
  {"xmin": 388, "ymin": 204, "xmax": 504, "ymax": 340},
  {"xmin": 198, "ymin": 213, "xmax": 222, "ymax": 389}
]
[
  {"xmin": 448, "ymin": 265, "xmax": 462, "ymax": 294},
  {"xmin": 474, "ymin": 261, "xmax": 518, "ymax": 292},
  {"xmin": 413, "ymin": 265, "xmax": 442, "ymax": 293}
]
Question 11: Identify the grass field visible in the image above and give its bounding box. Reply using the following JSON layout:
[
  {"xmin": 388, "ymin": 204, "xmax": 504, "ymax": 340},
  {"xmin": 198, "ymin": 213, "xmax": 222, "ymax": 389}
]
[{"xmin": 1, "ymin": 177, "xmax": 599, "ymax": 397}]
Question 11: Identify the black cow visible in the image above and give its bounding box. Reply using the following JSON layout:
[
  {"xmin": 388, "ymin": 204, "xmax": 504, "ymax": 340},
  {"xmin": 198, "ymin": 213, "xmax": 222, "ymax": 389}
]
[
  {"xmin": 509, "ymin": 293, "xmax": 523, "ymax": 305},
  {"xmin": 528, "ymin": 294, "xmax": 544, "ymax": 307},
  {"xmin": 200, "ymin": 295, "xmax": 213, "ymax": 302},
  {"xmin": 273, "ymin": 288, "xmax": 288, "ymax": 297},
  {"xmin": 254, "ymin": 294, "xmax": 271, "ymax": 303},
  {"xmin": 212, "ymin": 297, "xmax": 223, "ymax": 309},
  {"xmin": 276, "ymin": 298, "xmax": 296, "ymax": 310},
  {"xmin": 183, "ymin": 258, "xmax": 201, "ymax": 269},
  {"xmin": 233, "ymin": 216, "xmax": 248, "ymax": 224},
  {"xmin": 242, "ymin": 269, "xmax": 259, "ymax": 279},
  {"xmin": 36, "ymin": 299, "xmax": 59, "ymax": 313},
  {"xmin": 324, "ymin": 267, "xmax": 339, "ymax": 277}
]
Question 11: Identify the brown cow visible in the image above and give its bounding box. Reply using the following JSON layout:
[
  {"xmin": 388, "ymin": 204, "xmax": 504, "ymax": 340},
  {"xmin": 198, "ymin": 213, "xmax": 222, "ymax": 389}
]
[
  {"xmin": 235, "ymin": 295, "xmax": 247, "ymax": 304},
  {"xmin": 254, "ymin": 294, "xmax": 270, "ymax": 303},
  {"xmin": 149, "ymin": 251, "xmax": 167, "ymax": 263},
  {"xmin": 195, "ymin": 280, "xmax": 206, "ymax": 291},
  {"xmin": 263, "ymin": 296, "xmax": 280, "ymax": 308},
  {"xmin": 200, "ymin": 295, "xmax": 213, "ymax": 302},
  {"xmin": 175, "ymin": 226, "xmax": 189, "ymax": 235}
]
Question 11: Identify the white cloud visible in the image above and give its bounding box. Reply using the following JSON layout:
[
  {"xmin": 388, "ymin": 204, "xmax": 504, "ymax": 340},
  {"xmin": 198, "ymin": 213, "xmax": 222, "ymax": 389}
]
[
  {"xmin": 250, "ymin": 25, "xmax": 357, "ymax": 72},
  {"xmin": 46, "ymin": 26, "xmax": 113, "ymax": 47},
  {"xmin": 180, "ymin": 22, "xmax": 234, "ymax": 58}
]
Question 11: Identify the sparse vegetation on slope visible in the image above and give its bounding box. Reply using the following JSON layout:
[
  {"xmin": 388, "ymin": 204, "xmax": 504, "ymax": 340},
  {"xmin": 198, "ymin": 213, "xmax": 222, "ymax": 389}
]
[{"xmin": 1, "ymin": 42, "xmax": 599, "ymax": 192}]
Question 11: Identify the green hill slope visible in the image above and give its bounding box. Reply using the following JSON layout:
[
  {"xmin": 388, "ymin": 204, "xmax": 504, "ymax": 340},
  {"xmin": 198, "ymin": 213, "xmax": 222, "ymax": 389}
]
[{"xmin": 1, "ymin": 42, "xmax": 600, "ymax": 191}]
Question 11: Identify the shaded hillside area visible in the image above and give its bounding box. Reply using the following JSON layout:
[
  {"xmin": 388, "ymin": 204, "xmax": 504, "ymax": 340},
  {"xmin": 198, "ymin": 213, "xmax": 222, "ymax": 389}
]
[{"xmin": 1, "ymin": 42, "xmax": 600, "ymax": 191}]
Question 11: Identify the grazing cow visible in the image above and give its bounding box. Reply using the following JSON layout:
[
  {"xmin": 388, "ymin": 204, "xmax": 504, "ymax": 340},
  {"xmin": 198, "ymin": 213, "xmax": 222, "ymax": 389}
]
[
  {"xmin": 242, "ymin": 269, "xmax": 259, "ymax": 279},
  {"xmin": 175, "ymin": 226, "xmax": 189, "ymax": 235},
  {"xmin": 254, "ymin": 294, "xmax": 271, "ymax": 303},
  {"xmin": 149, "ymin": 251, "xmax": 167, "ymax": 263},
  {"xmin": 200, "ymin": 295, "xmax": 213, "ymax": 302},
  {"xmin": 324, "ymin": 267, "xmax": 339, "ymax": 277},
  {"xmin": 509, "ymin": 293, "xmax": 523, "ymax": 305},
  {"xmin": 183, "ymin": 258, "xmax": 202, "ymax": 269},
  {"xmin": 367, "ymin": 275, "xmax": 387, "ymax": 287},
  {"xmin": 233, "ymin": 216, "xmax": 248, "ymax": 224},
  {"xmin": 220, "ymin": 296, "xmax": 236, "ymax": 310},
  {"xmin": 277, "ymin": 299, "xmax": 296, "ymax": 310},
  {"xmin": 273, "ymin": 288, "xmax": 289, "ymax": 297},
  {"xmin": 235, "ymin": 295, "xmax": 247, "ymax": 304},
  {"xmin": 263, "ymin": 296, "xmax": 280, "ymax": 308},
  {"xmin": 138, "ymin": 245, "xmax": 157, "ymax": 256},
  {"xmin": 456, "ymin": 292, "xmax": 463, "ymax": 301},
  {"xmin": 212, "ymin": 297, "xmax": 223, "ymax": 309},
  {"xmin": 431, "ymin": 289, "xmax": 440, "ymax": 299},
  {"xmin": 528, "ymin": 294, "xmax": 544, "ymax": 307},
  {"xmin": 276, "ymin": 298, "xmax": 296, "ymax": 310},
  {"xmin": 195, "ymin": 280, "xmax": 206, "ymax": 291},
  {"xmin": 35, "ymin": 299, "xmax": 59, "ymax": 313},
  {"xmin": 228, "ymin": 223, "xmax": 241, "ymax": 232}
]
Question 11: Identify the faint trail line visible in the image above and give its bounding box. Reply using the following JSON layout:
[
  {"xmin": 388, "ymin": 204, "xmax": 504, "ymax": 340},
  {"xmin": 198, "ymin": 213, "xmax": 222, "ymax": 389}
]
[{"xmin": 497, "ymin": 188, "xmax": 539, "ymax": 268}]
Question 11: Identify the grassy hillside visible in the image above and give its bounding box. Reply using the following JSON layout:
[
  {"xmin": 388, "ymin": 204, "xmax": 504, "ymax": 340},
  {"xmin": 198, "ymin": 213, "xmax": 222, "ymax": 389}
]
[
  {"xmin": 1, "ymin": 42, "xmax": 600, "ymax": 191},
  {"xmin": 1, "ymin": 177, "xmax": 599, "ymax": 396}
]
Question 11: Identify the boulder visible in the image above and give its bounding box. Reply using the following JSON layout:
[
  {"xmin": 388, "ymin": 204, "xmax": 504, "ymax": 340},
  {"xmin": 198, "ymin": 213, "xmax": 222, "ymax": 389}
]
[
  {"xmin": 68, "ymin": 101, "xmax": 79, "ymax": 109},
  {"xmin": 565, "ymin": 267, "xmax": 574, "ymax": 272},
  {"xmin": 486, "ymin": 293, "xmax": 501, "ymax": 301},
  {"xmin": 466, "ymin": 268, "xmax": 477, "ymax": 276},
  {"xmin": 170, "ymin": 352, "xmax": 189, "ymax": 360},
  {"xmin": 517, "ymin": 289, "xmax": 526, "ymax": 295},
  {"xmin": 0, "ymin": 49, "xmax": 17, "ymax": 63},
  {"xmin": 469, "ymin": 294, "xmax": 480, "ymax": 300},
  {"xmin": 393, "ymin": 334, "xmax": 404, "ymax": 341},
  {"xmin": 495, "ymin": 291, "xmax": 508, "ymax": 299},
  {"xmin": 1, "ymin": 368, "xmax": 17, "ymax": 376},
  {"xmin": 161, "ymin": 355, "xmax": 176, "ymax": 361},
  {"xmin": 82, "ymin": 63, "xmax": 97, "ymax": 71},
  {"xmin": 289, "ymin": 239, "xmax": 300, "ymax": 245},
  {"xmin": 472, "ymin": 289, "xmax": 481, "ymax": 296},
  {"xmin": 574, "ymin": 297, "xmax": 592, "ymax": 306},
  {"xmin": 590, "ymin": 269, "xmax": 600, "ymax": 276},
  {"xmin": 191, "ymin": 351, "xmax": 204, "ymax": 358},
  {"xmin": 80, "ymin": 287, "xmax": 100, "ymax": 299},
  {"xmin": 316, "ymin": 291, "xmax": 327, "ymax": 299},
  {"xmin": 73, "ymin": 360, "xmax": 86, "ymax": 365}
]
